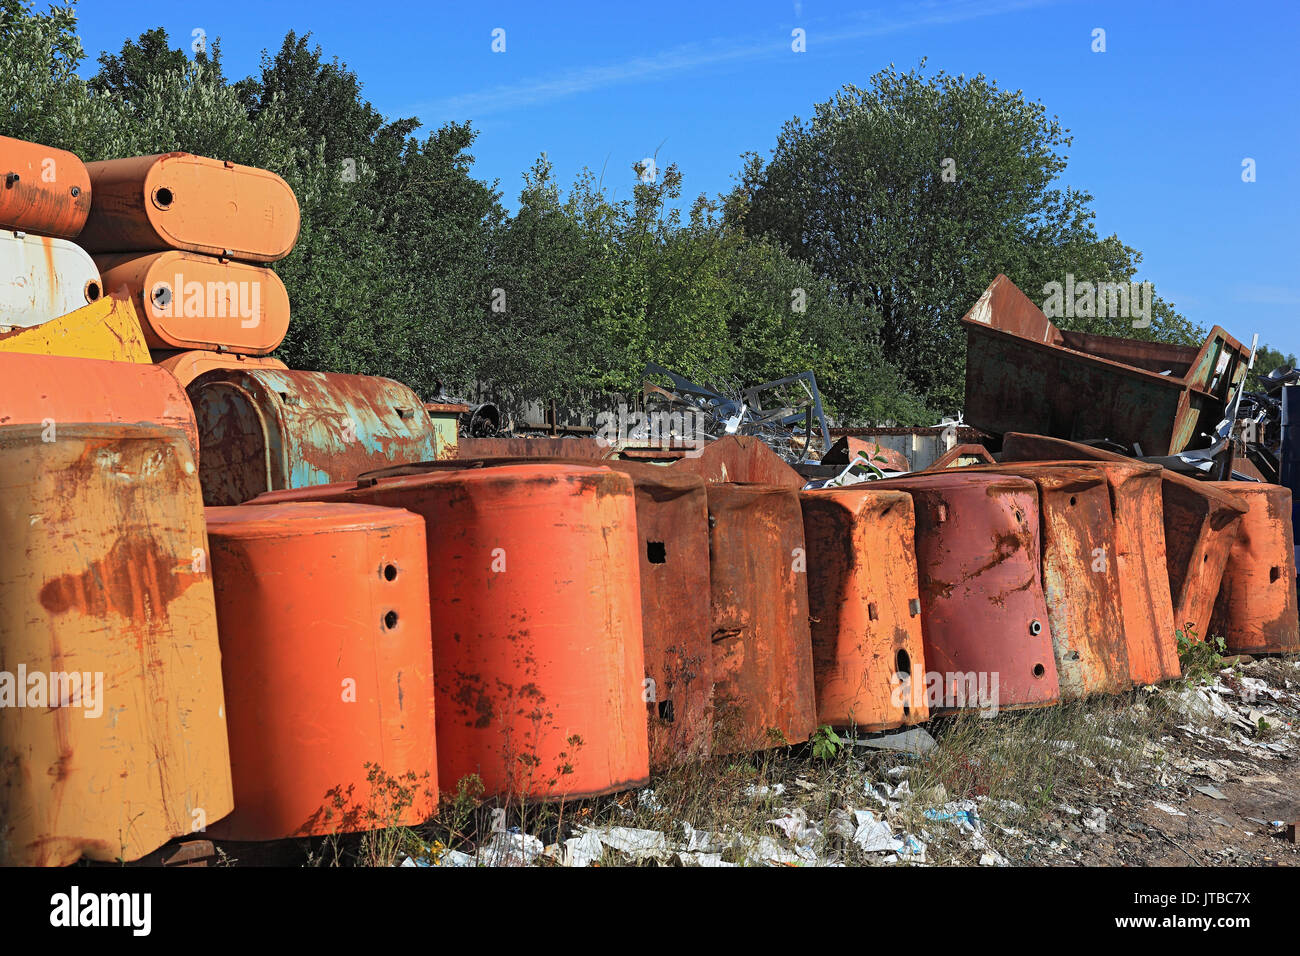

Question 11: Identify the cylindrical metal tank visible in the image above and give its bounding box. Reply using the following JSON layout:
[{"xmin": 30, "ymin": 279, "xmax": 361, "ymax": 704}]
[
  {"xmin": 0, "ymin": 350, "xmax": 199, "ymax": 456},
  {"xmin": 801, "ymin": 487, "xmax": 930, "ymax": 730},
  {"xmin": 1, "ymin": 228, "xmax": 102, "ymax": 329},
  {"xmin": 152, "ymin": 349, "xmax": 288, "ymax": 388},
  {"xmin": 705, "ymin": 482, "xmax": 817, "ymax": 753},
  {"xmin": 247, "ymin": 464, "xmax": 650, "ymax": 801},
  {"xmin": 0, "ymin": 135, "xmax": 92, "ymax": 238},
  {"xmin": 870, "ymin": 472, "xmax": 1060, "ymax": 713},
  {"xmin": 203, "ymin": 502, "xmax": 437, "ymax": 841},
  {"xmin": 78, "ymin": 153, "xmax": 300, "ymax": 262},
  {"xmin": 1208, "ymin": 482, "xmax": 1299, "ymax": 654},
  {"xmin": 189, "ymin": 368, "xmax": 442, "ymax": 505},
  {"xmin": 0, "ymin": 423, "xmax": 233, "ymax": 866},
  {"xmin": 95, "ymin": 250, "xmax": 290, "ymax": 354}
]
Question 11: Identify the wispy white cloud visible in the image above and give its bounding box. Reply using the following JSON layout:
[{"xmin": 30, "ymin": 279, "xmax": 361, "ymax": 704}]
[{"xmin": 415, "ymin": 0, "xmax": 1054, "ymax": 120}]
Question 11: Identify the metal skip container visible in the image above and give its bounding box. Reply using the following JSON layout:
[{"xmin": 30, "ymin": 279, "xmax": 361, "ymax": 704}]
[
  {"xmin": 1, "ymin": 228, "xmax": 102, "ymax": 330},
  {"xmin": 248, "ymin": 464, "xmax": 650, "ymax": 801},
  {"xmin": 1001, "ymin": 431, "xmax": 1246, "ymax": 647},
  {"xmin": 0, "ymin": 291, "xmax": 151, "ymax": 364},
  {"xmin": 204, "ymin": 502, "xmax": 437, "ymax": 841},
  {"xmin": 78, "ymin": 153, "xmax": 300, "ymax": 263},
  {"xmin": 800, "ymin": 487, "xmax": 930, "ymax": 730},
  {"xmin": 0, "ymin": 135, "xmax": 92, "ymax": 238},
  {"xmin": 1207, "ymin": 482, "xmax": 1299, "ymax": 654},
  {"xmin": 95, "ymin": 250, "xmax": 290, "ymax": 354},
  {"xmin": 706, "ymin": 483, "xmax": 817, "ymax": 752},
  {"xmin": 190, "ymin": 368, "xmax": 442, "ymax": 505},
  {"xmin": 0, "ymin": 423, "xmax": 233, "ymax": 866},
  {"xmin": 0, "ymin": 350, "xmax": 199, "ymax": 456},
  {"xmin": 869, "ymin": 472, "xmax": 1060, "ymax": 713}
]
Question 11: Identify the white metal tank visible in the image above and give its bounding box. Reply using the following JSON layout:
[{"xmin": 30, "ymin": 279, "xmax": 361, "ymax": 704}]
[{"xmin": 0, "ymin": 228, "xmax": 102, "ymax": 331}]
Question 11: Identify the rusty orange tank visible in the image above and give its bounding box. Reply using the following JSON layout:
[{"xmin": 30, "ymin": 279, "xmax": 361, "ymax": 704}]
[
  {"xmin": 1208, "ymin": 482, "xmax": 1299, "ymax": 654},
  {"xmin": 152, "ymin": 349, "xmax": 288, "ymax": 388},
  {"xmin": 800, "ymin": 487, "xmax": 929, "ymax": 729},
  {"xmin": 203, "ymin": 502, "xmax": 437, "ymax": 841},
  {"xmin": 705, "ymin": 482, "xmax": 817, "ymax": 753},
  {"xmin": 869, "ymin": 472, "xmax": 1059, "ymax": 713},
  {"xmin": 95, "ymin": 250, "xmax": 290, "ymax": 354},
  {"xmin": 673, "ymin": 436, "xmax": 805, "ymax": 488},
  {"xmin": 0, "ymin": 135, "xmax": 92, "ymax": 238},
  {"xmin": 78, "ymin": 153, "xmax": 300, "ymax": 262},
  {"xmin": 0, "ymin": 350, "xmax": 199, "ymax": 456},
  {"xmin": 248, "ymin": 464, "xmax": 650, "ymax": 800},
  {"xmin": 1000, "ymin": 432, "xmax": 1245, "ymax": 647},
  {"xmin": 0, "ymin": 423, "xmax": 232, "ymax": 866}
]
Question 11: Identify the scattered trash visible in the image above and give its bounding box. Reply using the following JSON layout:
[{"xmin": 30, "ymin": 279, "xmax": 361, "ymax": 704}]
[
  {"xmin": 851, "ymin": 727, "xmax": 937, "ymax": 755},
  {"xmin": 1152, "ymin": 802, "xmax": 1187, "ymax": 817}
]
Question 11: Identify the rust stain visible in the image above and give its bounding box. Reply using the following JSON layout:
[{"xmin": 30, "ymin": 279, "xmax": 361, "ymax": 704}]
[{"xmin": 38, "ymin": 534, "xmax": 198, "ymax": 622}]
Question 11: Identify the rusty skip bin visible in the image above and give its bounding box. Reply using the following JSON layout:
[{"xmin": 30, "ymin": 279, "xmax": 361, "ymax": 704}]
[
  {"xmin": 869, "ymin": 472, "xmax": 1061, "ymax": 713},
  {"xmin": 1, "ymin": 229, "xmax": 102, "ymax": 330},
  {"xmin": 0, "ymin": 135, "xmax": 92, "ymax": 239},
  {"xmin": 190, "ymin": 368, "xmax": 442, "ymax": 505}
]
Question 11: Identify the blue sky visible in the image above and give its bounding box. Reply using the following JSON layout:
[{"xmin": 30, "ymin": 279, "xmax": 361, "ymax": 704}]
[{"xmin": 72, "ymin": 0, "xmax": 1299, "ymax": 355}]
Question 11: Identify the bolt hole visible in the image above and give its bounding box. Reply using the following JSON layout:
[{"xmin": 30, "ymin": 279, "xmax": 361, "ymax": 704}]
[
  {"xmin": 1270, "ymin": 566, "xmax": 1281, "ymax": 583},
  {"xmin": 647, "ymin": 541, "xmax": 666, "ymax": 564},
  {"xmin": 383, "ymin": 563, "xmax": 398, "ymax": 581},
  {"xmin": 1068, "ymin": 496, "xmax": 1077, "ymax": 506},
  {"xmin": 153, "ymin": 186, "xmax": 174, "ymax": 208},
  {"xmin": 83, "ymin": 280, "xmax": 101, "ymax": 302},
  {"xmin": 657, "ymin": 699, "xmax": 674, "ymax": 723},
  {"xmin": 1029, "ymin": 619, "xmax": 1042, "ymax": 636},
  {"xmin": 383, "ymin": 610, "xmax": 398, "ymax": 630},
  {"xmin": 1203, "ymin": 553, "xmax": 1209, "ymax": 562},
  {"xmin": 1033, "ymin": 663, "xmax": 1046, "ymax": 678}
]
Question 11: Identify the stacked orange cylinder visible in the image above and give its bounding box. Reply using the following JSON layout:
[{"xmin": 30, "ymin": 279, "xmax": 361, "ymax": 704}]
[
  {"xmin": 78, "ymin": 153, "xmax": 300, "ymax": 363},
  {"xmin": 705, "ymin": 482, "xmax": 817, "ymax": 753},
  {"xmin": 800, "ymin": 487, "xmax": 930, "ymax": 730},
  {"xmin": 1207, "ymin": 482, "xmax": 1299, "ymax": 654},
  {"xmin": 203, "ymin": 502, "xmax": 437, "ymax": 841},
  {"xmin": 0, "ymin": 135, "xmax": 92, "ymax": 238},
  {"xmin": 247, "ymin": 463, "xmax": 650, "ymax": 800},
  {"xmin": 0, "ymin": 422, "xmax": 233, "ymax": 866}
]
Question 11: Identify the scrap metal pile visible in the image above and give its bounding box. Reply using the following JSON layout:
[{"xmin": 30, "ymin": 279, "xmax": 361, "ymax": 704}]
[{"xmin": 2, "ymin": 132, "xmax": 1296, "ymax": 868}]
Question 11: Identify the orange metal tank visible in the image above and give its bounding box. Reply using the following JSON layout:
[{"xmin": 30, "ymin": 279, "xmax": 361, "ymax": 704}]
[
  {"xmin": 203, "ymin": 502, "xmax": 437, "ymax": 841},
  {"xmin": 0, "ymin": 350, "xmax": 198, "ymax": 455},
  {"xmin": 248, "ymin": 464, "xmax": 650, "ymax": 800},
  {"xmin": 0, "ymin": 423, "xmax": 233, "ymax": 866},
  {"xmin": 1000, "ymin": 432, "xmax": 1246, "ymax": 646},
  {"xmin": 800, "ymin": 487, "xmax": 929, "ymax": 730},
  {"xmin": 1208, "ymin": 482, "xmax": 1299, "ymax": 654},
  {"xmin": 95, "ymin": 250, "xmax": 289, "ymax": 354},
  {"xmin": 869, "ymin": 472, "xmax": 1060, "ymax": 713},
  {"xmin": 673, "ymin": 435, "xmax": 805, "ymax": 488},
  {"xmin": 0, "ymin": 135, "xmax": 92, "ymax": 238},
  {"xmin": 705, "ymin": 483, "xmax": 817, "ymax": 753},
  {"xmin": 78, "ymin": 153, "xmax": 300, "ymax": 262},
  {"xmin": 152, "ymin": 349, "xmax": 288, "ymax": 388}
]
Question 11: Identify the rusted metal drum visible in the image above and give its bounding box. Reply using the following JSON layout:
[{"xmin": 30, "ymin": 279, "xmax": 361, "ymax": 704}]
[
  {"xmin": 1, "ymin": 228, "xmax": 101, "ymax": 329},
  {"xmin": 673, "ymin": 436, "xmax": 805, "ymax": 488},
  {"xmin": 801, "ymin": 487, "xmax": 929, "ymax": 730},
  {"xmin": 705, "ymin": 483, "xmax": 816, "ymax": 752},
  {"xmin": 204, "ymin": 502, "xmax": 437, "ymax": 841},
  {"xmin": 0, "ymin": 135, "xmax": 92, "ymax": 238},
  {"xmin": 0, "ymin": 423, "xmax": 233, "ymax": 866},
  {"xmin": 1001, "ymin": 431, "xmax": 1246, "ymax": 646},
  {"xmin": 95, "ymin": 250, "xmax": 290, "ymax": 354},
  {"xmin": 870, "ymin": 472, "xmax": 1060, "ymax": 713},
  {"xmin": 1208, "ymin": 482, "xmax": 1299, "ymax": 654},
  {"xmin": 152, "ymin": 349, "xmax": 288, "ymax": 388},
  {"xmin": 78, "ymin": 153, "xmax": 300, "ymax": 262},
  {"xmin": 0, "ymin": 350, "xmax": 199, "ymax": 455},
  {"xmin": 190, "ymin": 368, "xmax": 442, "ymax": 505},
  {"xmin": 248, "ymin": 464, "xmax": 650, "ymax": 800},
  {"xmin": 0, "ymin": 291, "xmax": 150, "ymax": 363}
]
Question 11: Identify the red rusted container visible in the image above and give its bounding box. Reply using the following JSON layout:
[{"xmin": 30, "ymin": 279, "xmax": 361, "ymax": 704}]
[
  {"xmin": 248, "ymin": 464, "xmax": 650, "ymax": 800},
  {"xmin": 203, "ymin": 502, "xmax": 437, "ymax": 841},
  {"xmin": 801, "ymin": 488, "xmax": 929, "ymax": 729},
  {"xmin": 1208, "ymin": 483, "xmax": 1299, "ymax": 654},
  {"xmin": 79, "ymin": 153, "xmax": 300, "ymax": 262},
  {"xmin": 95, "ymin": 250, "xmax": 290, "ymax": 354},
  {"xmin": 869, "ymin": 473, "xmax": 1060, "ymax": 713},
  {"xmin": 1001, "ymin": 432, "xmax": 1247, "ymax": 646},
  {"xmin": 0, "ymin": 135, "xmax": 92, "ymax": 238},
  {"xmin": 673, "ymin": 436, "xmax": 805, "ymax": 488},
  {"xmin": 0, "ymin": 350, "xmax": 199, "ymax": 456},
  {"xmin": 705, "ymin": 482, "xmax": 817, "ymax": 752}
]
